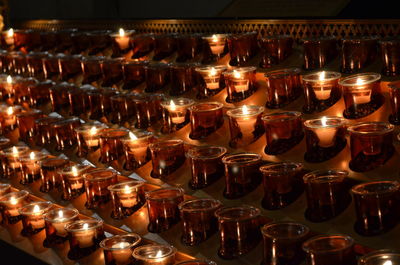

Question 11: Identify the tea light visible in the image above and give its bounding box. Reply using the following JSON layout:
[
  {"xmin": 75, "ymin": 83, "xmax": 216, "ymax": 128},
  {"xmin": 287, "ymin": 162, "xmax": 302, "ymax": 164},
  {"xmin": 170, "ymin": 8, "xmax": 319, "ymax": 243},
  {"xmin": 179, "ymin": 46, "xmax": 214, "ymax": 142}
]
[
  {"xmin": 0, "ymin": 190, "xmax": 29, "ymax": 223},
  {"xmin": 149, "ymin": 140, "xmax": 186, "ymax": 179},
  {"xmin": 195, "ymin": 65, "xmax": 227, "ymax": 97},
  {"xmin": 75, "ymin": 123, "xmax": 107, "ymax": 157},
  {"xmin": 111, "ymin": 28, "xmax": 134, "ymax": 55},
  {"xmin": 44, "ymin": 208, "xmax": 79, "ymax": 245},
  {"xmin": 83, "ymin": 168, "xmax": 118, "ymax": 209},
  {"xmin": 0, "ymin": 105, "xmax": 21, "ymax": 132},
  {"xmin": 189, "ymin": 102, "xmax": 224, "ymax": 140},
  {"xmin": 122, "ymin": 130, "xmax": 154, "ymax": 170},
  {"xmin": 359, "ymin": 250, "xmax": 400, "ymax": 265},
  {"xmin": 108, "ymin": 181, "xmax": 145, "ymax": 219},
  {"xmin": 226, "ymin": 105, "xmax": 265, "ymax": 148},
  {"xmin": 99, "ymin": 128, "xmax": 129, "ymax": 163},
  {"xmin": 3, "ymin": 28, "xmax": 15, "ymax": 46},
  {"xmin": 101, "ymin": 233, "xmax": 141, "ymax": 265},
  {"xmin": 40, "ymin": 157, "xmax": 70, "ymax": 193},
  {"xmin": 223, "ymin": 67, "xmax": 257, "ymax": 102},
  {"xmin": 19, "ymin": 201, "xmax": 52, "ymax": 235},
  {"xmin": 203, "ymin": 34, "xmax": 227, "ymax": 56},
  {"xmin": 1, "ymin": 145, "xmax": 30, "ymax": 178},
  {"xmin": 132, "ymin": 245, "xmax": 177, "ymax": 265},
  {"xmin": 59, "ymin": 165, "xmax": 92, "ymax": 200},
  {"xmin": 19, "ymin": 151, "xmax": 47, "ymax": 185},
  {"xmin": 161, "ymin": 98, "xmax": 194, "ymax": 132}
]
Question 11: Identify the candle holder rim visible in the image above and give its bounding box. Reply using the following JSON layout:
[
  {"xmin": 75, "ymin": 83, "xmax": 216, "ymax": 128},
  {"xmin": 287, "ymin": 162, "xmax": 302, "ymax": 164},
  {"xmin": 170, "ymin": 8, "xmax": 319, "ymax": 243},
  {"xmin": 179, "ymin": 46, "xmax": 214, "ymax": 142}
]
[
  {"xmin": 223, "ymin": 66, "xmax": 257, "ymax": 75},
  {"xmin": 259, "ymin": 162, "xmax": 303, "ymax": 174},
  {"xmin": 194, "ymin": 65, "xmax": 227, "ymax": 73},
  {"xmin": 178, "ymin": 198, "xmax": 222, "ymax": 212},
  {"xmin": 347, "ymin": 122, "xmax": 394, "ymax": 135},
  {"xmin": 145, "ymin": 62, "xmax": 171, "ymax": 69},
  {"xmin": 83, "ymin": 168, "xmax": 117, "ymax": 181},
  {"xmin": 222, "ymin": 152, "xmax": 262, "ymax": 164},
  {"xmin": 56, "ymin": 53, "xmax": 83, "ymax": 60},
  {"xmin": 149, "ymin": 139, "xmax": 184, "ymax": 150},
  {"xmin": 0, "ymin": 190, "xmax": 29, "ymax": 203},
  {"xmin": 170, "ymin": 62, "xmax": 202, "ymax": 68},
  {"xmin": 261, "ymin": 111, "xmax": 302, "ymax": 122},
  {"xmin": 261, "ymin": 221, "xmax": 310, "ymax": 240},
  {"xmin": 0, "ymin": 105, "xmax": 23, "ymax": 114},
  {"xmin": 303, "ymin": 116, "xmax": 346, "ymax": 129},
  {"xmin": 160, "ymin": 98, "xmax": 195, "ymax": 108},
  {"xmin": 132, "ymin": 244, "xmax": 177, "ymax": 260},
  {"xmin": 40, "ymin": 157, "xmax": 70, "ymax": 168},
  {"xmin": 187, "ymin": 145, "xmax": 227, "ymax": 160},
  {"xmin": 0, "ymin": 137, "xmax": 11, "ymax": 145},
  {"xmin": 0, "ymin": 183, "xmax": 11, "ymax": 191},
  {"xmin": 58, "ymin": 164, "xmax": 92, "ymax": 175},
  {"xmin": 74, "ymin": 123, "xmax": 108, "ymax": 133},
  {"xmin": 99, "ymin": 233, "xmax": 142, "ymax": 250},
  {"xmin": 109, "ymin": 29, "xmax": 135, "ymax": 37},
  {"xmin": 123, "ymin": 60, "xmax": 150, "ymax": 66},
  {"xmin": 44, "ymin": 207, "xmax": 79, "ymax": 223},
  {"xmin": 359, "ymin": 249, "xmax": 400, "ymax": 264},
  {"xmin": 145, "ymin": 187, "xmax": 185, "ymax": 201},
  {"xmin": 302, "ymin": 234, "xmax": 355, "ymax": 254},
  {"xmin": 1, "ymin": 145, "xmax": 30, "ymax": 156},
  {"xmin": 338, "ymin": 72, "xmax": 381, "ymax": 87},
  {"xmin": 107, "ymin": 180, "xmax": 144, "ymax": 192},
  {"xmin": 101, "ymin": 57, "xmax": 126, "ymax": 64},
  {"xmin": 214, "ymin": 205, "xmax": 261, "ymax": 221},
  {"xmin": 16, "ymin": 108, "xmax": 43, "ymax": 117},
  {"xmin": 65, "ymin": 219, "xmax": 104, "ymax": 232},
  {"xmin": 189, "ymin": 101, "xmax": 224, "ymax": 112},
  {"xmin": 122, "ymin": 131, "xmax": 154, "ymax": 143},
  {"xmin": 303, "ymin": 169, "xmax": 349, "ymax": 183},
  {"xmin": 175, "ymin": 260, "xmax": 217, "ymax": 265},
  {"xmin": 81, "ymin": 55, "xmax": 107, "ymax": 62},
  {"xmin": 351, "ymin": 181, "xmax": 400, "ymax": 196},
  {"xmin": 34, "ymin": 116, "xmax": 63, "ymax": 125},
  {"xmin": 226, "ymin": 105, "xmax": 265, "ymax": 117},
  {"xmin": 264, "ymin": 67, "xmax": 301, "ymax": 78},
  {"xmin": 301, "ymin": 71, "xmax": 341, "ymax": 82},
  {"xmin": 52, "ymin": 117, "xmax": 81, "ymax": 127},
  {"xmin": 18, "ymin": 201, "xmax": 53, "ymax": 215},
  {"xmin": 100, "ymin": 128, "xmax": 129, "ymax": 138},
  {"xmin": 18, "ymin": 151, "xmax": 48, "ymax": 162}
]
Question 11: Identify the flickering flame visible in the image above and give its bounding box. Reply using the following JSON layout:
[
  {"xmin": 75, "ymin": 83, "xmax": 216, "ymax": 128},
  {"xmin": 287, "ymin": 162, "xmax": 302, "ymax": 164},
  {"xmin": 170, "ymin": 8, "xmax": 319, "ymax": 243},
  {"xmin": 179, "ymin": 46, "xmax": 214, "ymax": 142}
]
[
  {"xmin": 6, "ymin": 75, "xmax": 12, "ymax": 84},
  {"xmin": 29, "ymin": 151, "xmax": 35, "ymax": 160},
  {"xmin": 212, "ymin": 34, "xmax": 218, "ymax": 43},
  {"xmin": 233, "ymin": 70, "xmax": 241, "ymax": 79},
  {"xmin": 356, "ymin": 78, "xmax": 363, "ymax": 85},
  {"xmin": 33, "ymin": 205, "xmax": 40, "ymax": 213},
  {"xmin": 10, "ymin": 196, "xmax": 17, "ymax": 205},
  {"xmin": 72, "ymin": 166, "xmax": 78, "ymax": 177},
  {"xmin": 83, "ymin": 223, "xmax": 89, "ymax": 230},
  {"xmin": 58, "ymin": 210, "xmax": 64, "ymax": 219},
  {"xmin": 7, "ymin": 28, "xmax": 14, "ymax": 37},
  {"xmin": 12, "ymin": 146, "xmax": 18, "ymax": 156},
  {"xmin": 89, "ymin": 126, "xmax": 97, "ymax": 136},
  {"xmin": 321, "ymin": 116, "xmax": 328, "ymax": 127},
  {"xmin": 6, "ymin": 107, "xmax": 13, "ymax": 115},
  {"xmin": 169, "ymin": 100, "xmax": 176, "ymax": 111},
  {"xmin": 319, "ymin": 71, "xmax": 325, "ymax": 81},
  {"xmin": 129, "ymin": 132, "xmax": 138, "ymax": 140},
  {"xmin": 119, "ymin": 28, "xmax": 125, "ymax": 37},
  {"xmin": 155, "ymin": 250, "xmax": 163, "ymax": 258},
  {"xmin": 383, "ymin": 261, "xmax": 393, "ymax": 265},
  {"xmin": 242, "ymin": 105, "xmax": 249, "ymax": 115},
  {"xmin": 210, "ymin": 67, "xmax": 217, "ymax": 76},
  {"xmin": 124, "ymin": 185, "xmax": 131, "ymax": 194}
]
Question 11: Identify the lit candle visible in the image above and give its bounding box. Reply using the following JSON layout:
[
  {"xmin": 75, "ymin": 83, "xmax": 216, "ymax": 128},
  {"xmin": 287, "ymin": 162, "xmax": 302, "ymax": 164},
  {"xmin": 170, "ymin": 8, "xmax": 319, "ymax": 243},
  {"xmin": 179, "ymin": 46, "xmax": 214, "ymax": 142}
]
[
  {"xmin": 313, "ymin": 116, "xmax": 338, "ymax": 148},
  {"xmin": 132, "ymin": 245, "xmax": 177, "ymax": 265},
  {"xmin": 0, "ymin": 190, "xmax": 29, "ymax": 222},
  {"xmin": 19, "ymin": 201, "xmax": 53, "ymax": 232},
  {"xmin": 114, "ymin": 28, "xmax": 131, "ymax": 50},
  {"xmin": 74, "ymin": 222, "xmax": 95, "ymax": 248},
  {"xmin": 111, "ymin": 242, "xmax": 132, "ymax": 263},
  {"xmin": 8, "ymin": 195, "xmax": 20, "ymax": 216},
  {"xmin": 52, "ymin": 210, "xmax": 68, "ymax": 236},
  {"xmin": 203, "ymin": 34, "xmax": 226, "ymax": 56},
  {"xmin": 9, "ymin": 146, "xmax": 25, "ymax": 170},
  {"xmin": 352, "ymin": 77, "xmax": 372, "ymax": 104},
  {"xmin": 160, "ymin": 98, "xmax": 194, "ymax": 126},
  {"xmin": 206, "ymin": 67, "xmax": 220, "ymax": 90},
  {"xmin": 127, "ymin": 132, "xmax": 148, "ymax": 162},
  {"xmin": 232, "ymin": 70, "xmax": 249, "ymax": 93},
  {"xmin": 4, "ymin": 28, "xmax": 14, "ymax": 46},
  {"xmin": 100, "ymin": 234, "xmax": 141, "ymax": 265},
  {"xmin": 87, "ymin": 126, "xmax": 100, "ymax": 147},
  {"xmin": 313, "ymin": 71, "xmax": 332, "ymax": 100},
  {"xmin": 4, "ymin": 75, "xmax": 13, "ymax": 94},
  {"xmin": 120, "ymin": 184, "xmax": 138, "ymax": 208},
  {"xmin": 30, "ymin": 204, "xmax": 46, "ymax": 229},
  {"xmin": 70, "ymin": 166, "xmax": 83, "ymax": 190},
  {"xmin": 3, "ymin": 106, "xmax": 17, "ymax": 126},
  {"xmin": 44, "ymin": 208, "xmax": 79, "ymax": 238}
]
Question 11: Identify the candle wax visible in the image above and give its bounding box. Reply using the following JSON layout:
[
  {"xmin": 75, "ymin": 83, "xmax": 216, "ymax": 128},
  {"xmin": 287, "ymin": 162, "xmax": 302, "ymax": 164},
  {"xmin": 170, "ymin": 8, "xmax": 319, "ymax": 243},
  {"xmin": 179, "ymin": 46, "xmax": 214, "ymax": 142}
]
[
  {"xmin": 315, "ymin": 127, "xmax": 337, "ymax": 148},
  {"xmin": 111, "ymin": 242, "xmax": 132, "ymax": 264},
  {"xmin": 74, "ymin": 229, "xmax": 95, "ymax": 248},
  {"xmin": 233, "ymin": 79, "xmax": 249, "ymax": 93},
  {"xmin": 30, "ymin": 216, "xmax": 45, "ymax": 229},
  {"xmin": 352, "ymin": 88, "xmax": 372, "ymax": 104},
  {"xmin": 314, "ymin": 85, "xmax": 332, "ymax": 100},
  {"xmin": 120, "ymin": 194, "xmax": 138, "ymax": 208},
  {"xmin": 236, "ymin": 117, "xmax": 257, "ymax": 142},
  {"xmin": 70, "ymin": 182, "xmax": 83, "ymax": 190},
  {"xmin": 52, "ymin": 220, "xmax": 68, "ymax": 236},
  {"xmin": 210, "ymin": 44, "xmax": 224, "ymax": 55},
  {"xmin": 116, "ymin": 36, "xmax": 130, "ymax": 50}
]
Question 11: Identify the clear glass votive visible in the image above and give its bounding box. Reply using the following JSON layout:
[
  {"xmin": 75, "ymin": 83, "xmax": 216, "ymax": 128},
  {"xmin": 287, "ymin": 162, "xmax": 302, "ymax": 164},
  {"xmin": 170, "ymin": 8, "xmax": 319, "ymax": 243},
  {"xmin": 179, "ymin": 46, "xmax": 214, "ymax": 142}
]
[
  {"xmin": 160, "ymin": 98, "xmax": 195, "ymax": 133},
  {"xmin": 303, "ymin": 169, "xmax": 351, "ymax": 222},
  {"xmin": 178, "ymin": 198, "xmax": 222, "ymax": 246},
  {"xmin": 302, "ymin": 36, "xmax": 338, "ymax": 70},
  {"xmin": 40, "ymin": 157, "xmax": 70, "ymax": 193},
  {"xmin": 101, "ymin": 233, "xmax": 141, "ymax": 265},
  {"xmin": 261, "ymin": 222, "xmax": 310, "ymax": 265},
  {"xmin": 260, "ymin": 162, "xmax": 304, "ymax": 210},
  {"xmin": 122, "ymin": 130, "xmax": 154, "ymax": 171},
  {"xmin": 223, "ymin": 66, "xmax": 258, "ymax": 103},
  {"xmin": 262, "ymin": 111, "xmax": 304, "ymax": 155},
  {"xmin": 99, "ymin": 128, "xmax": 129, "ymax": 164},
  {"xmin": 19, "ymin": 201, "xmax": 52, "ymax": 236},
  {"xmin": 83, "ymin": 168, "xmax": 118, "ymax": 209},
  {"xmin": 0, "ymin": 145, "xmax": 30, "ymax": 179},
  {"xmin": 259, "ymin": 35, "xmax": 294, "ymax": 68},
  {"xmin": 189, "ymin": 102, "xmax": 224, "ymax": 140},
  {"xmin": 341, "ymin": 36, "xmax": 378, "ymax": 74},
  {"xmin": 52, "ymin": 117, "xmax": 81, "ymax": 151},
  {"xmin": 222, "ymin": 153, "xmax": 263, "ymax": 199},
  {"xmin": 215, "ymin": 205, "xmax": 261, "ymax": 259},
  {"xmin": 195, "ymin": 65, "xmax": 227, "ymax": 99},
  {"xmin": 352, "ymin": 181, "xmax": 400, "ymax": 236},
  {"xmin": 145, "ymin": 62, "xmax": 170, "ymax": 92},
  {"xmin": 226, "ymin": 105, "xmax": 265, "ymax": 148},
  {"xmin": 132, "ymin": 245, "xmax": 176, "ymax": 265},
  {"xmin": 19, "ymin": 150, "xmax": 47, "ymax": 185},
  {"xmin": 60, "ymin": 165, "xmax": 92, "ymax": 200},
  {"xmin": 108, "ymin": 180, "xmax": 145, "ymax": 219},
  {"xmin": 75, "ymin": 123, "xmax": 108, "ymax": 157},
  {"xmin": 359, "ymin": 250, "xmax": 400, "ymax": 265},
  {"xmin": 146, "ymin": 187, "xmax": 184, "ymax": 233},
  {"xmin": 0, "ymin": 190, "xmax": 29, "ymax": 224},
  {"xmin": 44, "ymin": 208, "xmax": 79, "ymax": 246},
  {"xmin": 348, "ymin": 122, "xmax": 394, "ymax": 172}
]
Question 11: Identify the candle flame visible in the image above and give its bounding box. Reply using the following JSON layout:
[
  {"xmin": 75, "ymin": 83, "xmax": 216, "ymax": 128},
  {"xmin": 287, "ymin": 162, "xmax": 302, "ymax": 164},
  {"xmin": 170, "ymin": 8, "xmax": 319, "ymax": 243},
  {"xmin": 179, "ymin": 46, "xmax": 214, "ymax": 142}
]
[
  {"xmin": 83, "ymin": 223, "xmax": 89, "ymax": 230},
  {"xmin": 119, "ymin": 28, "xmax": 125, "ymax": 37},
  {"xmin": 383, "ymin": 261, "xmax": 393, "ymax": 265},
  {"xmin": 169, "ymin": 100, "xmax": 176, "ymax": 111},
  {"xmin": 129, "ymin": 132, "xmax": 138, "ymax": 140},
  {"xmin": 155, "ymin": 250, "xmax": 163, "ymax": 258},
  {"xmin": 6, "ymin": 106, "xmax": 13, "ymax": 115},
  {"xmin": 7, "ymin": 28, "xmax": 14, "ymax": 37},
  {"xmin": 119, "ymin": 242, "xmax": 127, "ymax": 248},
  {"xmin": 29, "ymin": 151, "xmax": 35, "ymax": 160},
  {"xmin": 58, "ymin": 210, "xmax": 64, "ymax": 219},
  {"xmin": 242, "ymin": 105, "xmax": 249, "ymax": 115},
  {"xmin": 89, "ymin": 126, "xmax": 97, "ymax": 136},
  {"xmin": 123, "ymin": 185, "xmax": 131, "ymax": 194},
  {"xmin": 212, "ymin": 34, "xmax": 218, "ymax": 43},
  {"xmin": 319, "ymin": 71, "xmax": 325, "ymax": 81},
  {"xmin": 6, "ymin": 75, "xmax": 12, "ymax": 84},
  {"xmin": 233, "ymin": 70, "xmax": 241, "ymax": 79},
  {"xmin": 33, "ymin": 205, "xmax": 40, "ymax": 213},
  {"xmin": 356, "ymin": 78, "xmax": 363, "ymax": 85},
  {"xmin": 210, "ymin": 67, "xmax": 216, "ymax": 76},
  {"xmin": 321, "ymin": 116, "xmax": 328, "ymax": 127},
  {"xmin": 72, "ymin": 166, "xmax": 78, "ymax": 177},
  {"xmin": 12, "ymin": 146, "xmax": 18, "ymax": 156},
  {"xmin": 10, "ymin": 196, "xmax": 17, "ymax": 205}
]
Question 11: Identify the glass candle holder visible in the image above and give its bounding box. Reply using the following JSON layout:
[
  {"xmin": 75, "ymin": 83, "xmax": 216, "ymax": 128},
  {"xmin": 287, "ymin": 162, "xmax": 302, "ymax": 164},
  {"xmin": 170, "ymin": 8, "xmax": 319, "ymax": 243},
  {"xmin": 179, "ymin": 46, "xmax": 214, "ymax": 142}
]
[
  {"xmin": 132, "ymin": 93, "xmax": 164, "ymax": 129},
  {"xmin": 26, "ymin": 52, "xmax": 47, "ymax": 79},
  {"xmin": 178, "ymin": 198, "xmax": 222, "ymax": 246},
  {"xmin": 101, "ymin": 57, "xmax": 125, "ymax": 88},
  {"xmin": 302, "ymin": 36, "xmax": 338, "ymax": 70},
  {"xmin": 227, "ymin": 32, "xmax": 258, "ymax": 66},
  {"xmin": 60, "ymin": 165, "xmax": 92, "ymax": 200},
  {"xmin": 16, "ymin": 109, "xmax": 43, "ymax": 142},
  {"xmin": 57, "ymin": 54, "xmax": 83, "ymax": 82},
  {"xmin": 259, "ymin": 35, "xmax": 294, "ymax": 68},
  {"xmin": 49, "ymin": 82, "xmax": 74, "ymax": 112},
  {"xmin": 52, "ymin": 117, "xmax": 81, "ymax": 151},
  {"xmin": 43, "ymin": 53, "xmax": 60, "ymax": 80},
  {"xmin": 260, "ymin": 162, "xmax": 304, "ymax": 210},
  {"xmin": 145, "ymin": 62, "xmax": 170, "ymax": 92},
  {"xmin": 380, "ymin": 38, "xmax": 400, "ymax": 76},
  {"xmin": 40, "ymin": 31, "xmax": 57, "ymax": 52},
  {"xmin": 359, "ymin": 250, "xmax": 400, "ymax": 265},
  {"xmin": 122, "ymin": 130, "xmax": 154, "ymax": 171},
  {"xmin": 0, "ymin": 190, "xmax": 29, "ymax": 224},
  {"xmin": 189, "ymin": 102, "xmax": 224, "ymax": 140},
  {"xmin": 195, "ymin": 65, "xmax": 227, "ymax": 99},
  {"xmin": 14, "ymin": 77, "xmax": 38, "ymax": 105},
  {"xmin": 202, "ymin": 34, "xmax": 228, "ymax": 61},
  {"xmin": 122, "ymin": 60, "xmax": 148, "ymax": 89},
  {"xmin": 87, "ymin": 30, "xmax": 112, "ymax": 56},
  {"xmin": 13, "ymin": 29, "xmax": 41, "ymax": 52},
  {"xmin": 19, "ymin": 151, "xmax": 47, "ymax": 185},
  {"xmin": 0, "ymin": 183, "xmax": 11, "ymax": 196},
  {"xmin": 176, "ymin": 261, "xmax": 216, "ymax": 265},
  {"xmin": 262, "ymin": 111, "xmax": 304, "ymax": 155},
  {"xmin": 153, "ymin": 33, "xmax": 177, "ymax": 61},
  {"xmin": 161, "ymin": 98, "xmax": 195, "ymax": 133},
  {"xmin": 27, "ymin": 80, "xmax": 54, "ymax": 107},
  {"xmin": 187, "ymin": 146, "xmax": 227, "ymax": 189},
  {"xmin": 65, "ymin": 219, "xmax": 105, "ymax": 260},
  {"xmin": 261, "ymin": 222, "xmax": 310, "ymax": 265},
  {"xmin": 108, "ymin": 181, "xmax": 145, "ymax": 219},
  {"xmin": 352, "ymin": 181, "xmax": 400, "ymax": 236},
  {"xmin": 110, "ymin": 29, "xmax": 135, "ymax": 57},
  {"xmin": 226, "ymin": 105, "xmax": 265, "ymax": 148},
  {"xmin": 0, "ymin": 138, "xmax": 11, "ymax": 177},
  {"xmin": 223, "ymin": 67, "xmax": 258, "ymax": 103},
  {"xmin": 169, "ymin": 62, "xmax": 200, "ymax": 96},
  {"xmin": 54, "ymin": 29, "xmax": 77, "ymax": 53},
  {"xmin": 348, "ymin": 122, "xmax": 394, "ymax": 172},
  {"xmin": 303, "ymin": 169, "xmax": 351, "ymax": 222},
  {"xmin": 303, "ymin": 117, "xmax": 347, "ymax": 162},
  {"xmin": 215, "ymin": 205, "xmax": 261, "ymax": 259},
  {"xmin": 149, "ymin": 139, "xmax": 186, "ymax": 179},
  {"xmin": 1, "ymin": 28, "xmax": 15, "ymax": 48},
  {"xmin": 341, "ymin": 36, "xmax": 378, "ymax": 73},
  {"xmin": 0, "ymin": 145, "xmax": 30, "ymax": 179},
  {"xmin": 302, "ymin": 235, "xmax": 357, "ymax": 265},
  {"xmin": 132, "ymin": 245, "xmax": 176, "ymax": 265},
  {"xmin": 81, "ymin": 56, "xmax": 105, "ymax": 85},
  {"xmin": 71, "ymin": 31, "xmax": 91, "ymax": 54},
  {"xmin": 87, "ymin": 87, "xmax": 117, "ymax": 120},
  {"xmin": 101, "ymin": 233, "xmax": 141, "ymax": 265},
  {"xmin": 0, "ymin": 105, "xmax": 22, "ymax": 134},
  {"xmin": 83, "ymin": 168, "xmax": 118, "ymax": 209},
  {"xmin": 222, "ymin": 153, "xmax": 263, "ymax": 199},
  {"xmin": 33, "ymin": 116, "xmax": 63, "ymax": 146},
  {"xmin": 40, "ymin": 157, "xmax": 70, "ymax": 193},
  {"xmin": 75, "ymin": 123, "xmax": 107, "ymax": 157},
  {"xmin": 146, "ymin": 187, "xmax": 184, "ymax": 233},
  {"xmin": 0, "ymin": 75, "xmax": 17, "ymax": 104},
  {"xmin": 389, "ymin": 81, "xmax": 400, "ymax": 124},
  {"xmin": 99, "ymin": 128, "xmax": 129, "ymax": 164},
  {"xmin": 131, "ymin": 33, "xmax": 155, "ymax": 59},
  {"xmin": 68, "ymin": 86, "xmax": 86, "ymax": 116},
  {"xmin": 44, "ymin": 208, "xmax": 79, "ymax": 246},
  {"xmin": 264, "ymin": 68, "xmax": 301, "ymax": 109},
  {"xmin": 19, "ymin": 201, "xmax": 52, "ymax": 236},
  {"xmin": 340, "ymin": 73, "xmax": 383, "ymax": 119},
  {"xmin": 176, "ymin": 34, "xmax": 203, "ymax": 62},
  {"xmin": 110, "ymin": 94, "xmax": 136, "ymax": 124}
]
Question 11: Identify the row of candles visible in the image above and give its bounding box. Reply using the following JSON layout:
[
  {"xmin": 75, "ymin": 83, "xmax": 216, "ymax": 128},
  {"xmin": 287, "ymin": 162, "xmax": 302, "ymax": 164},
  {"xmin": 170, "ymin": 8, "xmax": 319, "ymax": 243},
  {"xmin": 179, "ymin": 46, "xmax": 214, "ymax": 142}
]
[{"xmin": 3, "ymin": 28, "xmax": 400, "ymax": 76}]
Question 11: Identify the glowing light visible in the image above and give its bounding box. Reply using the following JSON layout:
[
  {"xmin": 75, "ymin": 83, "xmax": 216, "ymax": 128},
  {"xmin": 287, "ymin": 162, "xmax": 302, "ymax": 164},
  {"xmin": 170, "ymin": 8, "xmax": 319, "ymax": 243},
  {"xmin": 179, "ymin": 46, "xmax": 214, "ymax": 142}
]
[
  {"xmin": 212, "ymin": 34, "xmax": 218, "ymax": 43},
  {"xmin": 7, "ymin": 28, "xmax": 14, "ymax": 37},
  {"xmin": 58, "ymin": 210, "xmax": 64, "ymax": 219},
  {"xmin": 383, "ymin": 261, "xmax": 393, "ymax": 265},
  {"xmin": 124, "ymin": 185, "xmax": 131, "ymax": 194},
  {"xmin": 29, "ymin": 151, "xmax": 35, "ymax": 160},
  {"xmin": 129, "ymin": 132, "xmax": 138, "ymax": 140},
  {"xmin": 169, "ymin": 100, "xmax": 176, "ymax": 111},
  {"xmin": 89, "ymin": 126, "xmax": 97, "ymax": 136},
  {"xmin": 319, "ymin": 71, "xmax": 325, "ymax": 81},
  {"xmin": 12, "ymin": 146, "xmax": 18, "ymax": 156},
  {"xmin": 72, "ymin": 166, "xmax": 78, "ymax": 177},
  {"xmin": 321, "ymin": 116, "xmax": 328, "ymax": 127},
  {"xmin": 155, "ymin": 250, "xmax": 163, "ymax": 258},
  {"xmin": 83, "ymin": 223, "xmax": 89, "ymax": 230},
  {"xmin": 33, "ymin": 205, "xmax": 40, "ymax": 213},
  {"xmin": 210, "ymin": 67, "xmax": 217, "ymax": 76},
  {"xmin": 242, "ymin": 105, "xmax": 249, "ymax": 115},
  {"xmin": 6, "ymin": 75, "xmax": 12, "ymax": 84},
  {"xmin": 119, "ymin": 28, "xmax": 125, "ymax": 37},
  {"xmin": 356, "ymin": 78, "xmax": 363, "ymax": 85},
  {"xmin": 10, "ymin": 197, "xmax": 17, "ymax": 205},
  {"xmin": 6, "ymin": 107, "xmax": 13, "ymax": 115},
  {"xmin": 233, "ymin": 70, "xmax": 241, "ymax": 79}
]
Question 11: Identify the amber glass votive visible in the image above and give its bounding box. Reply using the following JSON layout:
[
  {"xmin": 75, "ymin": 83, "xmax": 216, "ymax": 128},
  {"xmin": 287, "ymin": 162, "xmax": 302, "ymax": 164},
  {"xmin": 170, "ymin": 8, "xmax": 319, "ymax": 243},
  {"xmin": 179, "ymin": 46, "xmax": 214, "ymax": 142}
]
[
  {"xmin": 122, "ymin": 130, "xmax": 154, "ymax": 170},
  {"xmin": 130, "ymin": 33, "xmax": 155, "ymax": 59},
  {"xmin": 75, "ymin": 123, "xmax": 107, "ymax": 157},
  {"xmin": 215, "ymin": 205, "xmax": 261, "ymax": 259},
  {"xmin": 54, "ymin": 29, "xmax": 77, "ymax": 53},
  {"xmin": 176, "ymin": 34, "xmax": 203, "ymax": 62},
  {"xmin": 189, "ymin": 102, "xmax": 224, "ymax": 140},
  {"xmin": 122, "ymin": 60, "xmax": 148, "ymax": 90},
  {"xmin": 259, "ymin": 35, "xmax": 294, "ymax": 68},
  {"xmin": 348, "ymin": 122, "xmax": 394, "ymax": 172},
  {"xmin": 132, "ymin": 245, "xmax": 176, "ymax": 265},
  {"xmin": 110, "ymin": 94, "xmax": 136, "ymax": 124},
  {"xmin": 0, "ymin": 190, "xmax": 29, "ymax": 224},
  {"xmin": 169, "ymin": 62, "xmax": 200, "ymax": 96},
  {"xmin": 19, "ymin": 201, "xmax": 52, "ymax": 236},
  {"xmin": 99, "ymin": 128, "xmax": 129, "ymax": 164},
  {"xmin": 146, "ymin": 187, "xmax": 184, "ymax": 233},
  {"xmin": 68, "ymin": 86, "xmax": 87, "ymax": 116},
  {"xmin": 0, "ymin": 145, "xmax": 29, "ymax": 179},
  {"xmin": 60, "ymin": 165, "xmax": 92, "ymax": 200},
  {"xmin": 303, "ymin": 117, "xmax": 347, "ymax": 162},
  {"xmin": 16, "ymin": 109, "xmax": 43, "ymax": 142},
  {"xmin": 43, "ymin": 53, "xmax": 60, "ymax": 80},
  {"xmin": 101, "ymin": 57, "xmax": 125, "ymax": 88},
  {"xmin": 302, "ymin": 235, "xmax": 357, "ymax": 265},
  {"xmin": 153, "ymin": 33, "xmax": 177, "ymax": 61},
  {"xmin": 49, "ymin": 82, "xmax": 74, "ymax": 112},
  {"xmin": 132, "ymin": 93, "xmax": 164, "ymax": 129},
  {"xmin": 261, "ymin": 222, "xmax": 309, "ymax": 265},
  {"xmin": 83, "ymin": 168, "xmax": 118, "ymax": 209},
  {"xmin": 44, "ymin": 208, "xmax": 79, "ymax": 246},
  {"xmin": 149, "ymin": 139, "xmax": 186, "ymax": 179},
  {"xmin": 81, "ymin": 56, "xmax": 105, "ymax": 85},
  {"xmin": 110, "ymin": 29, "xmax": 135, "ymax": 57},
  {"xmin": 359, "ymin": 250, "xmax": 400, "ymax": 265},
  {"xmin": 260, "ymin": 162, "xmax": 304, "ymax": 210},
  {"xmin": 65, "ymin": 219, "xmax": 105, "ymax": 260},
  {"xmin": 0, "ymin": 139, "xmax": 11, "ymax": 177},
  {"xmin": 222, "ymin": 153, "xmax": 263, "ymax": 199},
  {"xmin": 101, "ymin": 233, "xmax": 141, "ymax": 265},
  {"xmin": 161, "ymin": 98, "xmax": 194, "ymax": 133},
  {"xmin": 0, "ymin": 105, "xmax": 22, "ymax": 134},
  {"xmin": 226, "ymin": 105, "xmax": 264, "ymax": 148},
  {"xmin": 26, "ymin": 52, "xmax": 47, "ymax": 79},
  {"xmin": 187, "ymin": 146, "xmax": 226, "ymax": 189},
  {"xmin": 195, "ymin": 65, "xmax": 227, "ymax": 99},
  {"xmin": 19, "ymin": 151, "xmax": 47, "ymax": 185},
  {"xmin": 303, "ymin": 170, "xmax": 351, "ymax": 222},
  {"xmin": 87, "ymin": 87, "xmax": 118, "ymax": 120},
  {"xmin": 33, "ymin": 116, "xmax": 63, "ymax": 146},
  {"xmin": 179, "ymin": 198, "xmax": 222, "ymax": 246},
  {"xmin": 302, "ymin": 36, "xmax": 338, "ymax": 70},
  {"xmin": 0, "ymin": 183, "xmax": 11, "ymax": 196},
  {"xmin": 52, "ymin": 117, "xmax": 81, "ymax": 151},
  {"xmin": 27, "ymin": 80, "xmax": 54, "ymax": 107},
  {"xmin": 262, "ymin": 111, "xmax": 304, "ymax": 155},
  {"xmin": 227, "ymin": 32, "xmax": 258, "ymax": 66},
  {"xmin": 380, "ymin": 38, "xmax": 400, "ymax": 76},
  {"xmin": 264, "ymin": 68, "xmax": 301, "ymax": 108},
  {"xmin": 108, "ymin": 181, "xmax": 145, "ymax": 219},
  {"xmin": 223, "ymin": 67, "xmax": 258, "ymax": 103},
  {"xmin": 87, "ymin": 30, "xmax": 112, "ymax": 56},
  {"xmin": 352, "ymin": 181, "xmax": 400, "ymax": 236},
  {"xmin": 389, "ymin": 81, "xmax": 400, "ymax": 124},
  {"xmin": 341, "ymin": 36, "xmax": 378, "ymax": 73},
  {"xmin": 302, "ymin": 71, "xmax": 342, "ymax": 113},
  {"xmin": 145, "ymin": 62, "xmax": 170, "ymax": 92},
  {"xmin": 40, "ymin": 157, "xmax": 70, "ymax": 193},
  {"xmin": 57, "ymin": 54, "xmax": 83, "ymax": 82},
  {"xmin": 202, "ymin": 34, "xmax": 228, "ymax": 61}
]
